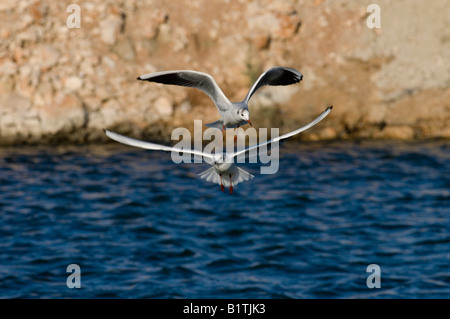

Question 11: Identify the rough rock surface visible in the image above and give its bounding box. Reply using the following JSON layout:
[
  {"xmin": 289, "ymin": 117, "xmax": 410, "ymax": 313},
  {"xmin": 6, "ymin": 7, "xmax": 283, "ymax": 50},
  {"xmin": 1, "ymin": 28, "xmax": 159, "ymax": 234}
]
[{"xmin": 0, "ymin": 0, "xmax": 449, "ymax": 145}]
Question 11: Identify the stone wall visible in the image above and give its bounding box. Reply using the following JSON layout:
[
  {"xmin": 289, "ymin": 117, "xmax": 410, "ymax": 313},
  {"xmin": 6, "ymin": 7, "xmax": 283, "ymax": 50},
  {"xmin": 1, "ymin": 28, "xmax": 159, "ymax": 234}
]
[{"xmin": 0, "ymin": 0, "xmax": 449, "ymax": 145}]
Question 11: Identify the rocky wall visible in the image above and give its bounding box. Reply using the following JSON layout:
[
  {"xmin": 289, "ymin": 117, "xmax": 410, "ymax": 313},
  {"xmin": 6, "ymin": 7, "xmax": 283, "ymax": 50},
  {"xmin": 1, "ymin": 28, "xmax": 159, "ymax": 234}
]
[{"xmin": 0, "ymin": 0, "xmax": 449, "ymax": 145}]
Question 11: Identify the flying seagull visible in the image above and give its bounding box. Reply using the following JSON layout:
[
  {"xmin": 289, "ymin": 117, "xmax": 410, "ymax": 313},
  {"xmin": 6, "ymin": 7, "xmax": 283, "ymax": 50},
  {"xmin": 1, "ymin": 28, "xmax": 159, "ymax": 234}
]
[
  {"xmin": 104, "ymin": 106, "xmax": 331, "ymax": 194},
  {"xmin": 137, "ymin": 66, "xmax": 303, "ymax": 131}
]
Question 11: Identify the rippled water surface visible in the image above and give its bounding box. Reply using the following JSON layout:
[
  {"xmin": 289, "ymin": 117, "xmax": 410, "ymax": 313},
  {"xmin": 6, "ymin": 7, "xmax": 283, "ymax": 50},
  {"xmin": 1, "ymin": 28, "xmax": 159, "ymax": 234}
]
[{"xmin": 0, "ymin": 140, "xmax": 449, "ymax": 298}]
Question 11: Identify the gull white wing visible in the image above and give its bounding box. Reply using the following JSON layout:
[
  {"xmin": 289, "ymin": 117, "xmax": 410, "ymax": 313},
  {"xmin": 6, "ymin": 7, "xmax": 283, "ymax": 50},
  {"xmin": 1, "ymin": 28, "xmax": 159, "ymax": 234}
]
[
  {"xmin": 243, "ymin": 66, "xmax": 303, "ymax": 104},
  {"xmin": 104, "ymin": 129, "xmax": 215, "ymax": 161},
  {"xmin": 229, "ymin": 106, "xmax": 332, "ymax": 159},
  {"xmin": 137, "ymin": 70, "xmax": 230, "ymax": 111}
]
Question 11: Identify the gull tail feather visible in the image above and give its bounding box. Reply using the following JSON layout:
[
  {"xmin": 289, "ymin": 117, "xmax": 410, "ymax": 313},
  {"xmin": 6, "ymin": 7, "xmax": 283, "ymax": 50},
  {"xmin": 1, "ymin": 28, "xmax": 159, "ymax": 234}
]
[
  {"xmin": 206, "ymin": 120, "xmax": 242, "ymax": 129},
  {"xmin": 205, "ymin": 120, "xmax": 224, "ymax": 129},
  {"xmin": 234, "ymin": 167, "xmax": 254, "ymax": 186},
  {"xmin": 198, "ymin": 166, "xmax": 254, "ymax": 187},
  {"xmin": 198, "ymin": 167, "xmax": 220, "ymax": 185},
  {"xmin": 221, "ymin": 167, "xmax": 254, "ymax": 187}
]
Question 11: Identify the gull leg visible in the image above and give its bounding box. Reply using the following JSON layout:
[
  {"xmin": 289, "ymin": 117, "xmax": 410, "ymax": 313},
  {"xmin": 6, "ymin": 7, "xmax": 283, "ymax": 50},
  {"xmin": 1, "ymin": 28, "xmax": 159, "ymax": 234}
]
[
  {"xmin": 234, "ymin": 124, "xmax": 240, "ymax": 143},
  {"xmin": 220, "ymin": 174, "xmax": 224, "ymax": 192},
  {"xmin": 220, "ymin": 125, "xmax": 225, "ymax": 147},
  {"xmin": 229, "ymin": 174, "xmax": 233, "ymax": 194}
]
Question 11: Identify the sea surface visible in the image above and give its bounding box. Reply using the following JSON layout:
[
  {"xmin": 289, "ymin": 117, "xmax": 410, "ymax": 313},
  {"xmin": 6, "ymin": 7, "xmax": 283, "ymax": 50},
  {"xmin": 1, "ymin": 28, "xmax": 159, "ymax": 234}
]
[{"xmin": 0, "ymin": 140, "xmax": 449, "ymax": 298}]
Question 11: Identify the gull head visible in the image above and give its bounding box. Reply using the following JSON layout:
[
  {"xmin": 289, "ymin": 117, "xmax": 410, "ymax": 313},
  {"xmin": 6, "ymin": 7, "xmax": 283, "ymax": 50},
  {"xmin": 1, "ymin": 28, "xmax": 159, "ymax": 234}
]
[
  {"xmin": 238, "ymin": 108, "xmax": 252, "ymax": 126},
  {"xmin": 213, "ymin": 153, "xmax": 224, "ymax": 164}
]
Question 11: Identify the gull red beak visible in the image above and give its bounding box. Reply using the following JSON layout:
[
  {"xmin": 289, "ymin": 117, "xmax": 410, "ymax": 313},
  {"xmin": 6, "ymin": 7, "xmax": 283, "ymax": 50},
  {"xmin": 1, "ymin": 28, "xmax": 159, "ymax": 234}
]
[{"xmin": 247, "ymin": 120, "xmax": 252, "ymax": 126}]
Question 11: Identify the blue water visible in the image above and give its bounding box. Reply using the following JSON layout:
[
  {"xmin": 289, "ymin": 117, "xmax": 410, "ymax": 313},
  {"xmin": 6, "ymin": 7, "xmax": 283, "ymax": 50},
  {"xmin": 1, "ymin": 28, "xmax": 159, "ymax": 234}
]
[{"xmin": 0, "ymin": 140, "xmax": 449, "ymax": 298}]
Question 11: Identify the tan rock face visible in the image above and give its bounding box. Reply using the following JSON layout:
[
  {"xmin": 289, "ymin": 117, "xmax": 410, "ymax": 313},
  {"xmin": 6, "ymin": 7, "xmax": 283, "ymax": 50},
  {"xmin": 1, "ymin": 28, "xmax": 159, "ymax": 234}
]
[
  {"xmin": 0, "ymin": 0, "xmax": 449, "ymax": 145},
  {"xmin": 36, "ymin": 93, "xmax": 85, "ymax": 135},
  {"xmin": 0, "ymin": 93, "xmax": 32, "ymax": 140}
]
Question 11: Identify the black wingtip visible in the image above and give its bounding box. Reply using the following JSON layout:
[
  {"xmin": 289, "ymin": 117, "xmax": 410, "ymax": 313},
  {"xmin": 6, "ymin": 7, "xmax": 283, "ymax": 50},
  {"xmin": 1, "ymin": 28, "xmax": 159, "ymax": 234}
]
[
  {"xmin": 329, "ymin": 105, "xmax": 333, "ymax": 110},
  {"xmin": 136, "ymin": 76, "xmax": 142, "ymax": 80},
  {"xmin": 103, "ymin": 128, "xmax": 107, "ymax": 134}
]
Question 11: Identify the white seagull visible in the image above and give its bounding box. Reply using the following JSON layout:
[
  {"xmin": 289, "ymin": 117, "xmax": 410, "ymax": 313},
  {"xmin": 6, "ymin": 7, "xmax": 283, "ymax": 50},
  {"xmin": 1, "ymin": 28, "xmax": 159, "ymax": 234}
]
[
  {"xmin": 104, "ymin": 106, "xmax": 332, "ymax": 194},
  {"xmin": 137, "ymin": 66, "xmax": 303, "ymax": 131}
]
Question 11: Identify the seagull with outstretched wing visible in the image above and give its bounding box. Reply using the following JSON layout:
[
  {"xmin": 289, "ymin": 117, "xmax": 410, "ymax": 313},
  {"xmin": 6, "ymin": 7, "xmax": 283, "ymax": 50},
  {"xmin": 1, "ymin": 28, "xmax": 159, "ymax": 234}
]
[
  {"xmin": 137, "ymin": 66, "xmax": 303, "ymax": 133},
  {"xmin": 104, "ymin": 106, "xmax": 331, "ymax": 194}
]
